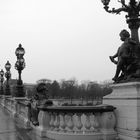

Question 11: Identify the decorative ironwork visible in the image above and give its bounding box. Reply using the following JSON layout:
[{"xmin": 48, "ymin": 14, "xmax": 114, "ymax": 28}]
[
  {"xmin": 101, "ymin": 0, "xmax": 140, "ymax": 42},
  {"xmin": 101, "ymin": 0, "xmax": 140, "ymax": 83}
]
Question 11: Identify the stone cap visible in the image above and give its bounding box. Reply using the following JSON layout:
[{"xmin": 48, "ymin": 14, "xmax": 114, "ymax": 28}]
[{"xmin": 38, "ymin": 104, "xmax": 116, "ymax": 113}]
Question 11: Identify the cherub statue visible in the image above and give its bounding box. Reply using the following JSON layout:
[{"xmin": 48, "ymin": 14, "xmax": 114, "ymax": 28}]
[{"xmin": 109, "ymin": 29, "xmax": 138, "ymax": 82}]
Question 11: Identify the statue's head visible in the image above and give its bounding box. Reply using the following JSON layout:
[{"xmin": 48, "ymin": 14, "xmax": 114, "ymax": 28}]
[
  {"xmin": 119, "ymin": 29, "xmax": 130, "ymax": 41},
  {"xmin": 36, "ymin": 82, "xmax": 49, "ymax": 99}
]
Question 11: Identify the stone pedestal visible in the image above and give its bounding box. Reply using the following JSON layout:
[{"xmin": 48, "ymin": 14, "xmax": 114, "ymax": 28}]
[
  {"xmin": 103, "ymin": 82, "xmax": 140, "ymax": 140},
  {"xmin": 5, "ymin": 85, "xmax": 11, "ymax": 95},
  {"xmin": 14, "ymin": 85, "xmax": 25, "ymax": 97}
]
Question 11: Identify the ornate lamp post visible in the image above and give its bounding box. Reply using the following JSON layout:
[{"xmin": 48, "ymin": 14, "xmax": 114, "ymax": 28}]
[
  {"xmin": 101, "ymin": 0, "xmax": 140, "ymax": 43},
  {"xmin": 15, "ymin": 44, "xmax": 25, "ymax": 97},
  {"xmin": 5, "ymin": 61, "xmax": 11, "ymax": 95},
  {"xmin": 0, "ymin": 69, "xmax": 4, "ymax": 95}
]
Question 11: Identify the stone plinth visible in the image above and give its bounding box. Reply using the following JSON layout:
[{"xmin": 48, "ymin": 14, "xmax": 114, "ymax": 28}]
[{"xmin": 103, "ymin": 82, "xmax": 140, "ymax": 140}]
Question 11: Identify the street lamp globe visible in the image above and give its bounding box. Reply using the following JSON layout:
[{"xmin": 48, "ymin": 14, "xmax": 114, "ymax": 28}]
[
  {"xmin": 15, "ymin": 44, "xmax": 25, "ymax": 59},
  {"xmin": 0, "ymin": 69, "xmax": 4, "ymax": 77},
  {"xmin": 5, "ymin": 61, "xmax": 11, "ymax": 71}
]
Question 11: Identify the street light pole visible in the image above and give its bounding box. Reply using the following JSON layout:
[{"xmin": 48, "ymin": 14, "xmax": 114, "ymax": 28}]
[
  {"xmin": 5, "ymin": 61, "xmax": 11, "ymax": 96},
  {"xmin": 15, "ymin": 44, "xmax": 25, "ymax": 97}
]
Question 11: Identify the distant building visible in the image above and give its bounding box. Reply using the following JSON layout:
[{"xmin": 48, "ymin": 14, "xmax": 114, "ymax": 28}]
[{"xmin": 36, "ymin": 79, "xmax": 52, "ymax": 84}]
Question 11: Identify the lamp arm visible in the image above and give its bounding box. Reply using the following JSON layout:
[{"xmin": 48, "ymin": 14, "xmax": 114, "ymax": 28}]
[
  {"xmin": 118, "ymin": 0, "xmax": 128, "ymax": 9},
  {"xmin": 111, "ymin": 7, "xmax": 128, "ymax": 14},
  {"xmin": 104, "ymin": 4, "xmax": 127, "ymax": 14}
]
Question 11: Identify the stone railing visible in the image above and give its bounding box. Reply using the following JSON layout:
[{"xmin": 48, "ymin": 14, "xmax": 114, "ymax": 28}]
[
  {"xmin": 35, "ymin": 105, "xmax": 117, "ymax": 140},
  {"xmin": 0, "ymin": 96, "xmax": 14, "ymax": 111},
  {"xmin": 0, "ymin": 96, "xmax": 117, "ymax": 140},
  {"xmin": 16, "ymin": 100, "xmax": 31, "ymax": 128},
  {"xmin": 0, "ymin": 96, "xmax": 31, "ymax": 129},
  {"xmin": 51, "ymin": 98, "xmax": 102, "ymax": 106}
]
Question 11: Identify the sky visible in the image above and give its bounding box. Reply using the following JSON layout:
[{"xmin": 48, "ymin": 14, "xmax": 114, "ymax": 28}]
[{"xmin": 0, "ymin": 0, "xmax": 132, "ymax": 83}]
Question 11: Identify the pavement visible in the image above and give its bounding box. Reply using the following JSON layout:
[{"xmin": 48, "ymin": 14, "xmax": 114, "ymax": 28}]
[{"xmin": 0, "ymin": 106, "xmax": 51, "ymax": 140}]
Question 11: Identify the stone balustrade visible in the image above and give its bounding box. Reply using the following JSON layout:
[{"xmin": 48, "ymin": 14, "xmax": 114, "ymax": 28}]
[
  {"xmin": 51, "ymin": 98, "xmax": 102, "ymax": 106},
  {"xmin": 0, "ymin": 96, "xmax": 31, "ymax": 129},
  {"xmin": 0, "ymin": 96, "xmax": 13, "ymax": 111},
  {"xmin": 0, "ymin": 96, "xmax": 117, "ymax": 140},
  {"xmin": 36, "ymin": 105, "xmax": 117, "ymax": 140},
  {"xmin": 16, "ymin": 100, "xmax": 31, "ymax": 128}
]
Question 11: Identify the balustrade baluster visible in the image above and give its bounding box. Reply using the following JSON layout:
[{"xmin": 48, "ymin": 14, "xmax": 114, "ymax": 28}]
[
  {"xmin": 66, "ymin": 113, "xmax": 74, "ymax": 133},
  {"xmin": 75, "ymin": 113, "xmax": 83, "ymax": 133},
  {"xmin": 84, "ymin": 113, "xmax": 92, "ymax": 133},
  {"xmin": 90, "ymin": 113, "xmax": 100, "ymax": 132},
  {"xmin": 59, "ymin": 113, "xmax": 66, "ymax": 132},
  {"xmin": 54, "ymin": 113, "xmax": 60, "ymax": 131},
  {"xmin": 49, "ymin": 112, "xmax": 55, "ymax": 130},
  {"xmin": 13, "ymin": 100, "xmax": 17, "ymax": 117},
  {"xmin": 8, "ymin": 100, "xmax": 10, "ymax": 110},
  {"xmin": 7, "ymin": 100, "xmax": 9, "ymax": 109},
  {"xmin": 11, "ymin": 101, "xmax": 13, "ymax": 110}
]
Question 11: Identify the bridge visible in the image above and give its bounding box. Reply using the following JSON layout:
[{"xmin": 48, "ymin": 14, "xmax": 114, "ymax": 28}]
[
  {"xmin": 0, "ymin": 96, "xmax": 117, "ymax": 140},
  {"xmin": 1, "ymin": 82, "xmax": 140, "ymax": 140}
]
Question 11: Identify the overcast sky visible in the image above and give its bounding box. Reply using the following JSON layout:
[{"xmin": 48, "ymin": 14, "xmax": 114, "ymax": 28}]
[{"xmin": 0, "ymin": 0, "xmax": 132, "ymax": 83}]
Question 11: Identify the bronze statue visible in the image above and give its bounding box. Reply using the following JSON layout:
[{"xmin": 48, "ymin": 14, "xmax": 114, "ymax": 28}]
[
  {"xmin": 28, "ymin": 82, "xmax": 53, "ymax": 126},
  {"xmin": 109, "ymin": 29, "xmax": 140, "ymax": 83}
]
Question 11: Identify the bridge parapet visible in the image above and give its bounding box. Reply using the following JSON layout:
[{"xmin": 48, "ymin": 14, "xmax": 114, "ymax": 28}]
[
  {"xmin": 0, "ymin": 96, "xmax": 117, "ymax": 140},
  {"xmin": 0, "ymin": 96, "xmax": 31, "ymax": 129},
  {"xmin": 35, "ymin": 105, "xmax": 117, "ymax": 140}
]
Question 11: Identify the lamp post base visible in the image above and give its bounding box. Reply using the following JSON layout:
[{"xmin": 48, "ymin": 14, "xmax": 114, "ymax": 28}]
[
  {"xmin": 0, "ymin": 87, "xmax": 4, "ymax": 95},
  {"xmin": 14, "ymin": 85, "xmax": 25, "ymax": 97},
  {"xmin": 5, "ymin": 85, "xmax": 11, "ymax": 96}
]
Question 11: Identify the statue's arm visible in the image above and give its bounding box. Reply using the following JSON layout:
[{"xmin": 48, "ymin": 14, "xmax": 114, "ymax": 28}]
[
  {"xmin": 112, "ymin": 52, "xmax": 118, "ymax": 58},
  {"xmin": 109, "ymin": 47, "xmax": 120, "ymax": 64},
  {"xmin": 112, "ymin": 47, "xmax": 120, "ymax": 58}
]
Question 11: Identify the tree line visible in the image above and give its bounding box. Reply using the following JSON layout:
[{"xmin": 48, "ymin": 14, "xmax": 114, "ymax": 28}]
[{"xmin": 26, "ymin": 79, "xmax": 112, "ymax": 99}]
